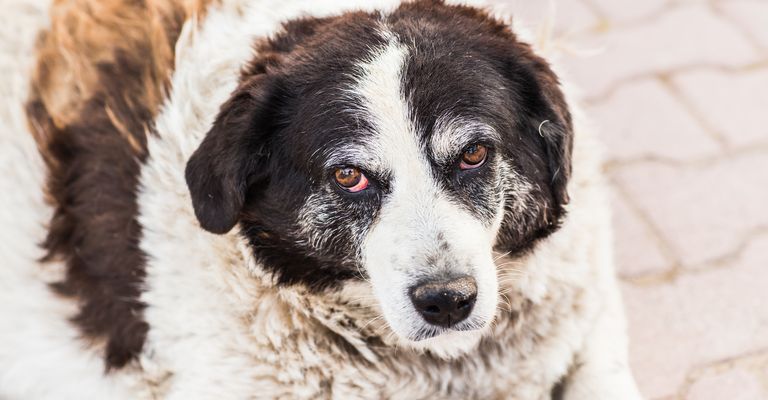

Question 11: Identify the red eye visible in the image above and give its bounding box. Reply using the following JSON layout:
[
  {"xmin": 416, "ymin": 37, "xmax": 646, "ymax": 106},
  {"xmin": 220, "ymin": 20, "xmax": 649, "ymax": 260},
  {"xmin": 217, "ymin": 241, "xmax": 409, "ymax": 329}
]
[
  {"xmin": 459, "ymin": 144, "xmax": 488, "ymax": 170},
  {"xmin": 334, "ymin": 167, "xmax": 369, "ymax": 192}
]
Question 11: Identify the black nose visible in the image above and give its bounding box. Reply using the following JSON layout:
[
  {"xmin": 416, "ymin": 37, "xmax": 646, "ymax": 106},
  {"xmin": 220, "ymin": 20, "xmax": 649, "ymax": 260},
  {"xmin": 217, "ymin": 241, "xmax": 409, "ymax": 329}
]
[{"xmin": 409, "ymin": 276, "xmax": 477, "ymax": 327}]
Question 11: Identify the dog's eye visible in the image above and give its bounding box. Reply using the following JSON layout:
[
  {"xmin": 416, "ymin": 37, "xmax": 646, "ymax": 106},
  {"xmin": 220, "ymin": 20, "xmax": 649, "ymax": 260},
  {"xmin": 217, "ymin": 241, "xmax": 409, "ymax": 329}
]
[
  {"xmin": 334, "ymin": 167, "xmax": 369, "ymax": 192},
  {"xmin": 459, "ymin": 144, "xmax": 488, "ymax": 170}
]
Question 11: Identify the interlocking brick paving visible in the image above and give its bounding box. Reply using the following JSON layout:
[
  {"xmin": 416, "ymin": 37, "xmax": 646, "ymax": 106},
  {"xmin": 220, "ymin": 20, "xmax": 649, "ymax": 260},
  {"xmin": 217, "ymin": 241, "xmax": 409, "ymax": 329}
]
[
  {"xmin": 503, "ymin": 1, "xmax": 768, "ymax": 398},
  {"xmin": 590, "ymin": 79, "xmax": 721, "ymax": 161},
  {"xmin": 674, "ymin": 69, "xmax": 768, "ymax": 148}
]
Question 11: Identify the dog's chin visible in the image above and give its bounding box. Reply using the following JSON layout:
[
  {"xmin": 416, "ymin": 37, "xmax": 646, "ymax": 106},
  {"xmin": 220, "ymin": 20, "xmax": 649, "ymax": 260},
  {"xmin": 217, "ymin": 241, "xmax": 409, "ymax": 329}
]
[
  {"xmin": 385, "ymin": 315, "xmax": 492, "ymax": 359},
  {"xmin": 399, "ymin": 327, "xmax": 489, "ymax": 359}
]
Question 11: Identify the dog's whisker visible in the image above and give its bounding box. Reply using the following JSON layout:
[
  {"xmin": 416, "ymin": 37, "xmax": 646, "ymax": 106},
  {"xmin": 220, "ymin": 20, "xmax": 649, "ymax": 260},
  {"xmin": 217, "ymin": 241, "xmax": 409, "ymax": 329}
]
[
  {"xmin": 499, "ymin": 292, "xmax": 513, "ymax": 310},
  {"xmin": 360, "ymin": 315, "xmax": 385, "ymax": 331},
  {"xmin": 496, "ymin": 263, "xmax": 524, "ymax": 269},
  {"xmin": 497, "ymin": 277, "xmax": 525, "ymax": 283}
]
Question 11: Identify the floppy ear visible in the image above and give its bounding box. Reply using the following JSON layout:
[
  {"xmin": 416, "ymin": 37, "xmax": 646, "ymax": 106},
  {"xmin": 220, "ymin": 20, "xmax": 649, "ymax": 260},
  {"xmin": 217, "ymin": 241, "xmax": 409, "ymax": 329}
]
[
  {"xmin": 185, "ymin": 75, "xmax": 275, "ymax": 234},
  {"xmin": 521, "ymin": 56, "xmax": 574, "ymax": 222},
  {"xmin": 532, "ymin": 75, "xmax": 572, "ymax": 211},
  {"xmin": 493, "ymin": 46, "xmax": 574, "ymax": 254},
  {"xmin": 494, "ymin": 56, "xmax": 573, "ymax": 253}
]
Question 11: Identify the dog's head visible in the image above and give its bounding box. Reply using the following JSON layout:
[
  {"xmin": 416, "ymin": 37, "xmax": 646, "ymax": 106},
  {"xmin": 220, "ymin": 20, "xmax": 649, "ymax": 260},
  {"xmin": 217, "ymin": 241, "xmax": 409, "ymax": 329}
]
[{"xmin": 185, "ymin": 1, "xmax": 572, "ymax": 357}]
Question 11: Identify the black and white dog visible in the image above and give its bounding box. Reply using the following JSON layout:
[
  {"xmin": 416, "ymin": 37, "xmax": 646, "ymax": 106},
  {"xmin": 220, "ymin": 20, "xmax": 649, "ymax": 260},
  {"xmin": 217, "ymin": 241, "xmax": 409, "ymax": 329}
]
[{"xmin": 0, "ymin": 0, "xmax": 641, "ymax": 398}]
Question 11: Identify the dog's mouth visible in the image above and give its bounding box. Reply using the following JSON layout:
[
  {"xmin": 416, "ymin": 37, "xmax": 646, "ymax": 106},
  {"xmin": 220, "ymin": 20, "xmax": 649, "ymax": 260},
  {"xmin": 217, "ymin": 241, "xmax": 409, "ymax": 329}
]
[
  {"xmin": 391, "ymin": 313, "xmax": 495, "ymax": 359},
  {"xmin": 408, "ymin": 316, "xmax": 490, "ymax": 342}
]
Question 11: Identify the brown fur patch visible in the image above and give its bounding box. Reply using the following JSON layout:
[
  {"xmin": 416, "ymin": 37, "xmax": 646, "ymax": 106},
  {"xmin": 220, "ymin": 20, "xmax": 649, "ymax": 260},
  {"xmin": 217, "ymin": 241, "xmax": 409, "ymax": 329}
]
[{"xmin": 26, "ymin": 0, "xmax": 212, "ymax": 369}]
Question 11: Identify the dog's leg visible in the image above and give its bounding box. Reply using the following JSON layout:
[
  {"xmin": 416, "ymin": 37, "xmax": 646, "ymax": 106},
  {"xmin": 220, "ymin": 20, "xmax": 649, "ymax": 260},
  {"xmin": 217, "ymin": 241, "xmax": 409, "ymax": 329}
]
[{"xmin": 562, "ymin": 281, "xmax": 644, "ymax": 400}]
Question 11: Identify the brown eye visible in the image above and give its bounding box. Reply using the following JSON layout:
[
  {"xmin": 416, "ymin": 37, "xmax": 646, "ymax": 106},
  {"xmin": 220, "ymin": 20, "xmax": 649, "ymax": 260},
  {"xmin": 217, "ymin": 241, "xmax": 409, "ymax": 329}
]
[
  {"xmin": 460, "ymin": 144, "xmax": 488, "ymax": 170},
  {"xmin": 334, "ymin": 167, "xmax": 369, "ymax": 192}
]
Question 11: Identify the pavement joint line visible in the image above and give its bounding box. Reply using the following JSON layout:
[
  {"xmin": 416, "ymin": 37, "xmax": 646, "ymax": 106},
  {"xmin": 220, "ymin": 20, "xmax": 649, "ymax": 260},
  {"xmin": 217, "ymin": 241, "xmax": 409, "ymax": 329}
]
[
  {"xmin": 709, "ymin": 0, "xmax": 768, "ymax": 56},
  {"xmin": 674, "ymin": 348, "xmax": 768, "ymax": 400},
  {"xmin": 579, "ymin": 0, "xmax": 679, "ymax": 33},
  {"xmin": 602, "ymin": 141, "xmax": 768, "ymax": 172},
  {"xmin": 609, "ymin": 177, "xmax": 682, "ymax": 277},
  {"xmin": 619, "ymin": 267, "xmax": 678, "ymax": 286},
  {"xmin": 581, "ymin": 60, "xmax": 768, "ymax": 106},
  {"xmin": 576, "ymin": 0, "xmax": 610, "ymax": 26},
  {"xmin": 685, "ymin": 227, "xmax": 768, "ymax": 271},
  {"xmin": 610, "ymin": 146, "xmax": 768, "ymax": 286},
  {"xmin": 657, "ymin": 74, "xmax": 730, "ymax": 149},
  {"xmin": 620, "ymin": 227, "xmax": 768, "ymax": 285}
]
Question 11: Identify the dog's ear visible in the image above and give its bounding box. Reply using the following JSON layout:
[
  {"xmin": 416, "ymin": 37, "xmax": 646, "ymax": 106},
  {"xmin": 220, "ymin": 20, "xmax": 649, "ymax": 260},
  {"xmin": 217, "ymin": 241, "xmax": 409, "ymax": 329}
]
[
  {"xmin": 494, "ymin": 48, "xmax": 573, "ymax": 254},
  {"xmin": 516, "ymin": 54, "xmax": 573, "ymax": 223},
  {"xmin": 185, "ymin": 75, "xmax": 275, "ymax": 234},
  {"xmin": 530, "ymin": 66, "xmax": 572, "ymax": 213}
]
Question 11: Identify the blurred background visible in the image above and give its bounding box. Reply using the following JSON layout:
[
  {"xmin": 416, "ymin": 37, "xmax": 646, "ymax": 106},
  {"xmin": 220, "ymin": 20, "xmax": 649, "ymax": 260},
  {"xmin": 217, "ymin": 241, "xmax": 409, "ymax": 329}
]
[{"xmin": 498, "ymin": 0, "xmax": 768, "ymax": 399}]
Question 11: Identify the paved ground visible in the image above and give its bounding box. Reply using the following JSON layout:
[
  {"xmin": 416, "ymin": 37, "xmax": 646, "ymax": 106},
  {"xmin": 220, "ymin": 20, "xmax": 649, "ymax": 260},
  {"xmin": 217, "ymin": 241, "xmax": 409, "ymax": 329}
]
[{"xmin": 502, "ymin": 0, "xmax": 768, "ymax": 399}]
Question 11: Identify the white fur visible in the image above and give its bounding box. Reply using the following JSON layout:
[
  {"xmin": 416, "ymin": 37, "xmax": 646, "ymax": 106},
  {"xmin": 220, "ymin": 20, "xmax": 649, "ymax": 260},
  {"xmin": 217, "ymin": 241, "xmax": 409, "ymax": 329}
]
[{"xmin": 349, "ymin": 38, "xmax": 500, "ymax": 355}]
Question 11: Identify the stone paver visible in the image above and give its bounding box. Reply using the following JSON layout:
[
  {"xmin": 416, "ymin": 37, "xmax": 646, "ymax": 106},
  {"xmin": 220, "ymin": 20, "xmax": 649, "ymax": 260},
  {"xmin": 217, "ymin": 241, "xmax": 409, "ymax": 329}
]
[
  {"xmin": 717, "ymin": 1, "xmax": 768, "ymax": 52},
  {"xmin": 588, "ymin": 78, "xmax": 721, "ymax": 161},
  {"xmin": 564, "ymin": 3, "xmax": 761, "ymax": 98},
  {"xmin": 611, "ymin": 153, "xmax": 768, "ymax": 268},
  {"xmin": 588, "ymin": 0, "xmax": 668, "ymax": 24},
  {"xmin": 622, "ymin": 236, "xmax": 768, "ymax": 399},
  {"xmin": 610, "ymin": 187, "xmax": 672, "ymax": 278},
  {"xmin": 673, "ymin": 69, "xmax": 768, "ymax": 148},
  {"xmin": 687, "ymin": 367, "xmax": 766, "ymax": 400},
  {"xmin": 532, "ymin": 0, "xmax": 768, "ymax": 398}
]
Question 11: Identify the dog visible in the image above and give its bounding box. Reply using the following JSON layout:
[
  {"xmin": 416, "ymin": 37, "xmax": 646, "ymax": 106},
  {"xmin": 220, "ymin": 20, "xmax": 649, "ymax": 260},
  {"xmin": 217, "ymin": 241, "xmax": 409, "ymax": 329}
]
[{"xmin": 0, "ymin": 0, "xmax": 642, "ymax": 398}]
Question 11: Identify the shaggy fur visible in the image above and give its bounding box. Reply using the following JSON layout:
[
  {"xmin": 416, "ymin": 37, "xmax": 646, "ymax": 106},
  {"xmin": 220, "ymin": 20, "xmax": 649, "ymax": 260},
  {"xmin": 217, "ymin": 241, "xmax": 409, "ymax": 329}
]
[
  {"xmin": 0, "ymin": 0, "xmax": 642, "ymax": 399},
  {"xmin": 26, "ymin": 0, "xmax": 214, "ymax": 368}
]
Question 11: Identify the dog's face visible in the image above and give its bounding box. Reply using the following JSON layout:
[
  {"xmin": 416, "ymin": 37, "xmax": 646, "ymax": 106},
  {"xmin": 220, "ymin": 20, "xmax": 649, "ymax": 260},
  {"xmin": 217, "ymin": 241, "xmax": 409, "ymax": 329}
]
[{"xmin": 185, "ymin": 1, "xmax": 572, "ymax": 357}]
